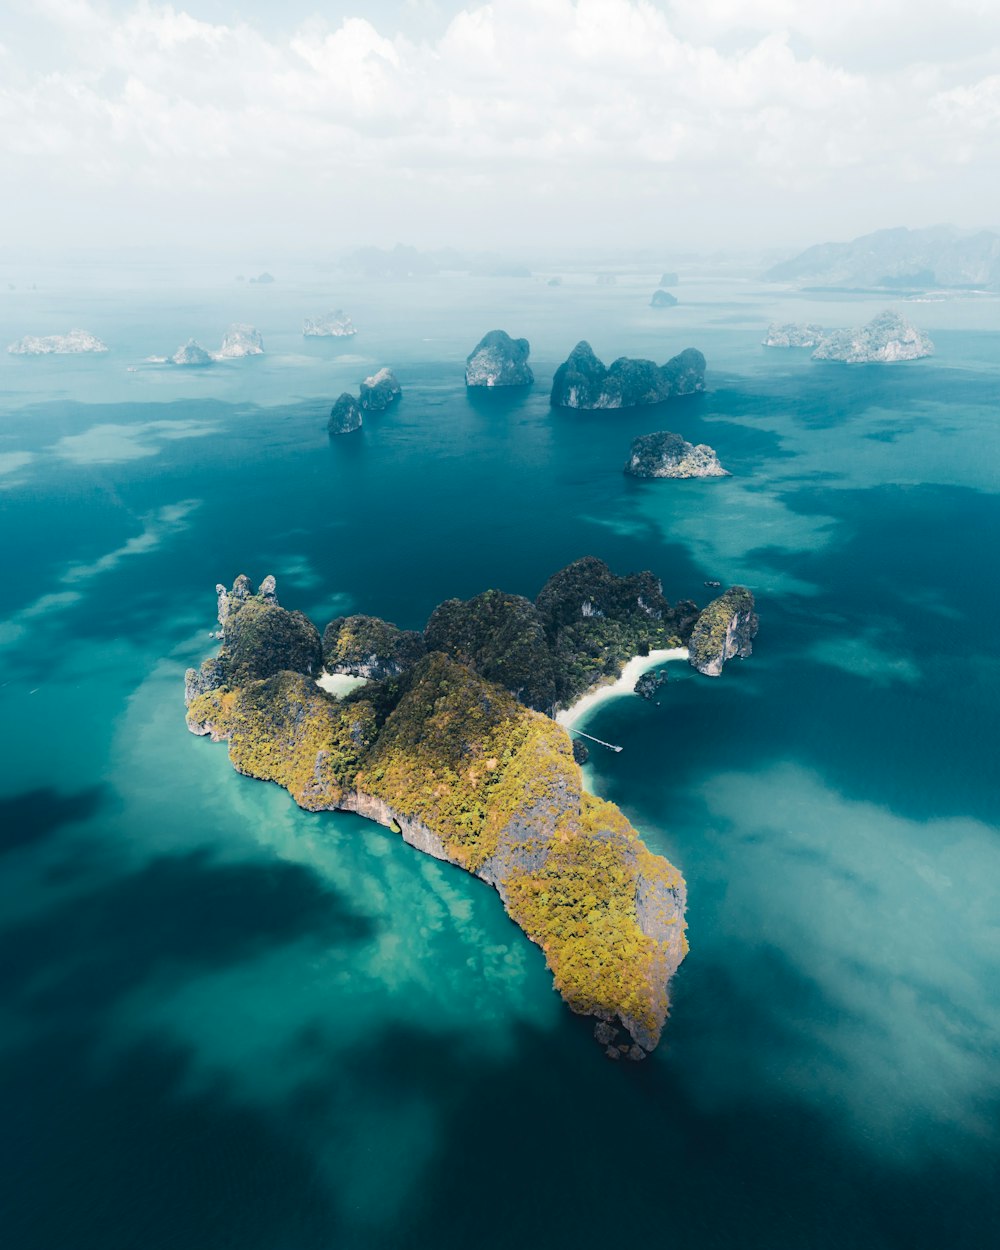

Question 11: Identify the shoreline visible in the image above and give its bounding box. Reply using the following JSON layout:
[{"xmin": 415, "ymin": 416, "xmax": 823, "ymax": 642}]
[{"xmin": 555, "ymin": 647, "xmax": 689, "ymax": 730}]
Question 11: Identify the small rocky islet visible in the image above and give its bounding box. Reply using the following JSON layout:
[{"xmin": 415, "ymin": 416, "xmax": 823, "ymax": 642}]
[
  {"xmin": 185, "ymin": 560, "xmax": 757, "ymax": 1057},
  {"xmin": 7, "ymin": 329, "xmax": 108, "ymax": 355},
  {"xmin": 625, "ymin": 431, "xmax": 729, "ymax": 479},
  {"xmin": 328, "ymin": 367, "xmax": 402, "ymax": 435},
  {"xmin": 465, "ymin": 329, "xmax": 534, "ymax": 387}
]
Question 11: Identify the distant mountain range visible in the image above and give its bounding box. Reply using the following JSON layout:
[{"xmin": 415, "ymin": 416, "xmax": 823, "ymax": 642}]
[{"xmin": 764, "ymin": 226, "xmax": 1000, "ymax": 290}]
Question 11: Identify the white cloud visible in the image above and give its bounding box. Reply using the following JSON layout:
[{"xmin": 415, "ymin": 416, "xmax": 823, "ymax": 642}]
[{"xmin": 1, "ymin": 0, "xmax": 997, "ymax": 247}]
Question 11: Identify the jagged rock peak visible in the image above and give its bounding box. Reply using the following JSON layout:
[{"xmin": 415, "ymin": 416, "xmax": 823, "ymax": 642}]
[
  {"xmin": 465, "ymin": 329, "xmax": 534, "ymax": 387},
  {"xmin": 762, "ymin": 323, "xmax": 826, "ymax": 348},
  {"xmin": 551, "ymin": 342, "xmax": 706, "ymax": 410}
]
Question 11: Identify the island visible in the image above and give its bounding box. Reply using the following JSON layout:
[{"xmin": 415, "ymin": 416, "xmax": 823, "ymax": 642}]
[
  {"xmin": 465, "ymin": 330, "xmax": 534, "ymax": 387},
  {"xmin": 650, "ymin": 290, "xmax": 679, "ymax": 308},
  {"xmin": 185, "ymin": 561, "xmax": 758, "ymax": 1056},
  {"xmin": 659, "ymin": 272, "xmax": 679, "ymax": 287},
  {"xmin": 7, "ymin": 329, "xmax": 108, "ymax": 355},
  {"xmin": 359, "ymin": 368, "xmax": 401, "ymax": 412},
  {"xmin": 171, "ymin": 339, "xmax": 213, "ymax": 366},
  {"xmin": 303, "ymin": 311, "xmax": 357, "ymax": 338},
  {"xmin": 249, "ymin": 272, "xmax": 275, "ymax": 284},
  {"xmin": 215, "ymin": 324, "xmax": 264, "ymax": 358},
  {"xmin": 551, "ymin": 342, "xmax": 706, "ymax": 410},
  {"xmin": 687, "ymin": 586, "xmax": 759, "ymax": 676},
  {"xmin": 810, "ymin": 310, "xmax": 933, "ymax": 363},
  {"xmin": 327, "ymin": 393, "xmax": 362, "ymax": 435},
  {"xmin": 762, "ymin": 323, "xmax": 826, "ymax": 348},
  {"xmin": 625, "ymin": 431, "xmax": 729, "ymax": 479}
]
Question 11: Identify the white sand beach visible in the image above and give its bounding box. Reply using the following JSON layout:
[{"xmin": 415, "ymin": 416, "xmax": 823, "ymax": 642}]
[
  {"xmin": 555, "ymin": 647, "xmax": 689, "ymax": 729},
  {"xmin": 315, "ymin": 672, "xmax": 370, "ymax": 698}
]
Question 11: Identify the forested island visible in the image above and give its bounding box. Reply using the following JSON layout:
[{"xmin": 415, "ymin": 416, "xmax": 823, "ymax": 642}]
[{"xmin": 185, "ymin": 561, "xmax": 757, "ymax": 1056}]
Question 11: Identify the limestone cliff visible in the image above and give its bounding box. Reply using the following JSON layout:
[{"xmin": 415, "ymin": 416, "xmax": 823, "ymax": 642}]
[
  {"xmin": 810, "ymin": 310, "xmax": 933, "ymax": 363},
  {"xmin": 185, "ymin": 578, "xmax": 688, "ymax": 1056},
  {"xmin": 465, "ymin": 330, "xmax": 534, "ymax": 387},
  {"xmin": 688, "ymin": 587, "xmax": 758, "ymax": 677}
]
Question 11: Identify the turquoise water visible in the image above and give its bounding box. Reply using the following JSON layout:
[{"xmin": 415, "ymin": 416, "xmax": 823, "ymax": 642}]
[{"xmin": 2, "ymin": 267, "xmax": 998, "ymax": 1248}]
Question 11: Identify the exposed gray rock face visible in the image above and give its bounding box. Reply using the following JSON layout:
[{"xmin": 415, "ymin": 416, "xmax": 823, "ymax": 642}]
[
  {"xmin": 328, "ymin": 393, "xmax": 362, "ymax": 434},
  {"xmin": 303, "ymin": 310, "xmax": 357, "ymax": 337},
  {"xmin": 171, "ymin": 339, "xmax": 213, "ymax": 366},
  {"xmin": 650, "ymin": 289, "xmax": 678, "ymax": 308},
  {"xmin": 551, "ymin": 341, "xmax": 706, "ymax": 409},
  {"xmin": 688, "ymin": 587, "xmax": 758, "ymax": 677},
  {"xmin": 359, "ymin": 367, "xmax": 401, "ymax": 412},
  {"xmin": 465, "ymin": 329, "xmax": 534, "ymax": 387},
  {"xmin": 625, "ymin": 431, "xmax": 728, "ymax": 479},
  {"xmin": 811, "ymin": 310, "xmax": 933, "ymax": 362},
  {"xmin": 8, "ymin": 329, "xmax": 108, "ymax": 355},
  {"xmin": 763, "ymin": 322, "xmax": 826, "ymax": 348},
  {"xmin": 764, "ymin": 224, "xmax": 1000, "ymax": 290},
  {"xmin": 215, "ymin": 324, "xmax": 264, "ymax": 358}
]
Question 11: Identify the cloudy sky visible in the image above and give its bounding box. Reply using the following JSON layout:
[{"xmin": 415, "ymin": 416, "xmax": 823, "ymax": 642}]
[{"xmin": 3, "ymin": 0, "xmax": 998, "ymax": 254}]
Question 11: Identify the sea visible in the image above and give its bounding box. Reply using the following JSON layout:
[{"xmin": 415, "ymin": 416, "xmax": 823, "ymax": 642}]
[{"xmin": 1, "ymin": 257, "xmax": 998, "ymax": 1249}]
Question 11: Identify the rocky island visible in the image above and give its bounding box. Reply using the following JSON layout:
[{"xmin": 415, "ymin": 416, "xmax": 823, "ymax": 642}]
[
  {"xmin": 625, "ymin": 431, "xmax": 729, "ymax": 479},
  {"xmin": 551, "ymin": 342, "xmax": 706, "ymax": 410},
  {"xmin": 7, "ymin": 329, "xmax": 108, "ymax": 355},
  {"xmin": 303, "ymin": 311, "xmax": 357, "ymax": 337},
  {"xmin": 185, "ymin": 561, "xmax": 757, "ymax": 1056},
  {"xmin": 171, "ymin": 339, "xmax": 213, "ymax": 366},
  {"xmin": 687, "ymin": 586, "xmax": 759, "ymax": 676},
  {"xmin": 328, "ymin": 394, "xmax": 363, "ymax": 435},
  {"xmin": 762, "ymin": 323, "xmax": 826, "ymax": 348},
  {"xmin": 810, "ymin": 310, "xmax": 933, "ymax": 363},
  {"xmin": 650, "ymin": 290, "xmax": 679, "ymax": 308},
  {"xmin": 465, "ymin": 330, "xmax": 534, "ymax": 387},
  {"xmin": 215, "ymin": 323, "xmax": 264, "ymax": 359},
  {"xmin": 359, "ymin": 368, "xmax": 401, "ymax": 412}
]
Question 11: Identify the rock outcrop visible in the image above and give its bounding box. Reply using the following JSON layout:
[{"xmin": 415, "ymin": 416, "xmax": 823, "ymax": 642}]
[
  {"xmin": 322, "ymin": 615, "xmax": 425, "ymax": 680},
  {"xmin": 359, "ymin": 367, "xmax": 401, "ymax": 412},
  {"xmin": 328, "ymin": 393, "xmax": 362, "ymax": 435},
  {"xmin": 762, "ymin": 323, "xmax": 826, "ymax": 348},
  {"xmin": 465, "ymin": 330, "xmax": 534, "ymax": 387},
  {"xmin": 7, "ymin": 329, "xmax": 108, "ymax": 355},
  {"xmin": 215, "ymin": 324, "xmax": 264, "ymax": 358},
  {"xmin": 688, "ymin": 587, "xmax": 758, "ymax": 677},
  {"xmin": 659, "ymin": 272, "xmax": 679, "ymax": 287},
  {"xmin": 634, "ymin": 668, "xmax": 669, "ymax": 702},
  {"xmin": 625, "ymin": 431, "xmax": 729, "ymax": 479},
  {"xmin": 185, "ymin": 578, "xmax": 689, "ymax": 1056},
  {"xmin": 650, "ymin": 290, "xmax": 679, "ymax": 308},
  {"xmin": 551, "ymin": 342, "xmax": 706, "ymax": 410},
  {"xmin": 303, "ymin": 311, "xmax": 357, "ymax": 337},
  {"xmin": 171, "ymin": 339, "xmax": 213, "ymax": 366},
  {"xmin": 810, "ymin": 310, "xmax": 933, "ymax": 363}
]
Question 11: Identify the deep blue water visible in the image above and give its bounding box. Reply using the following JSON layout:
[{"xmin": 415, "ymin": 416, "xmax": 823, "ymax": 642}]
[{"xmin": 1, "ymin": 267, "xmax": 999, "ymax": 1248}]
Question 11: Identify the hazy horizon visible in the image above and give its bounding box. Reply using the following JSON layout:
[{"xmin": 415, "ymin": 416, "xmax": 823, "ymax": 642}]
[{"xmin": 3, "ymin": 1, "xmax": 999, "ymax": 255}]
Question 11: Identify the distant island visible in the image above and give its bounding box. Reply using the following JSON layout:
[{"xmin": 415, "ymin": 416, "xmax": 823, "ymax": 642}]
[
  {"xmin": 161, "ymin": 324, "xmax": 264, "ymax": 365},
  {"xmin": 625, "ymin": 431, "xmax": 729, "ymax": 479},
  {"xmin": 8, "ymin": 329, "xmax": 108, "ymax": 355},
  {"xmin": 764, "ymin": 310, "xmax": 932, "ymax": 362},
  {"xmin": 303, "ymin": 311, "xmax": 357, "ymax": 338},
  {"xmin": 650, "ymin": 290, "xmax": 679, "ymax": 308},
  {"xmin": 185, "ymin": 561, "xmax": 757, "ymax": 1056},
  {"xmin": 551, "ymin": 342, "xmax": 706, "ymax": 409},
  {"xmin": 465, "ymin": 330, "xmax": 534, "ymax": 387},
  {"xmin": 764, "ymin": 224, "xmax": 1000, "ymax": 290}
]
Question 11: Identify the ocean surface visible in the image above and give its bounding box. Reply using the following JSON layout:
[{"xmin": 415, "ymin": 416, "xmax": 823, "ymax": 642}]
[{"xmin": 1, "ymin": 261, "xmax": 998, "ymax": 1249}]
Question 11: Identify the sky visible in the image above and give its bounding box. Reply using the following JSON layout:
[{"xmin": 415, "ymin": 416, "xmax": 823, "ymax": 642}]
[{"xmin": 2, "ymin": 0, "xmax": 999, "ymax": 255}]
